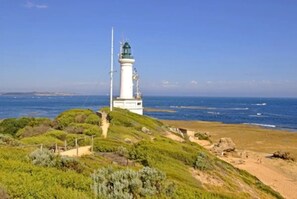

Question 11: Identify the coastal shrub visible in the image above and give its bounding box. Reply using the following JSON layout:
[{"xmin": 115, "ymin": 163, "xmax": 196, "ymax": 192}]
[
  {"xmin": 65, "ymin": 134, "xmax": 91, "ymax": 147},
  {"xmin": 194, "ymin": 152, "xmax": 213, "ymax": 171},
  {"xmin": 29, "ymin": 149, "xmax": 84, "ymax": 173},
  {"xmin": 105, "ymin": 107, "xmax": 164, "ymax": 132},
  {"xmin": 85, "ymin": 114, "xmax": 101, "ymax": 125},
  {"xmin": 56, "ymin": 156, "xmax": 84, "ymax": 173},
  {"xmin": 93, "ymin": 138, "xmax": 127, "ymax": 152},
  {"xmin": 138, "ymin": 166, "xmax": 166, "ymax": 196},
  {"xmin": 194, "ymin": 132, "xmax": 210, "ymax": 141},
  {"xmin": 0, "ymin": 134, "xmax": 21, "ymax": 146},
  {"xmin": 45, "ymin": 130, "xmax": 67, "ymax": 140},
  {"xmin": 65, "ymin": 123, "xmax": 102, "ymax": 136},
  {"xmin": 0, "ymin": 146, "xmax": 92, "ymax": 198},
  {"xmin": 116, "ymin": 146, "xmax": 129, "ymax": 157},
  {"xmin": 16, "ymin": 125, "xmax": 51, "ymax": 138},
  {"xmin": 0, "ymin": 117, "xmax": 32, "ymax": 136},
  {"xmin": 91, "ymin": 166, "xmax": 171, "ymax": 199},
  {"xmin": 27, "ymin": 118, "xmax": 52, "ymax": 127},
  {"xmin": 21, "ymin": 134, "xmax": 64, "ymax": 147},
  {"xmin": 55, "ymin": 109, "xmax": 99, "ymax": 129},
  {"xmin": 29, "ymin": 149, "xmax": 56, "ymax": 167}
]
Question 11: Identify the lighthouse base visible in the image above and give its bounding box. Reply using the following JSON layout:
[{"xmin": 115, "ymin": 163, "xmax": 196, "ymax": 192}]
[{"xmin": 113, "ymin": 98, "xmax": 143, "ymax": 115}]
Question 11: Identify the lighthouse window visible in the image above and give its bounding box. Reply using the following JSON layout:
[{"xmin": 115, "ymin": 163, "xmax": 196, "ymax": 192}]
[{"xmin": 137, "ymin": 102, "xmax": 142, "ymax": 105}]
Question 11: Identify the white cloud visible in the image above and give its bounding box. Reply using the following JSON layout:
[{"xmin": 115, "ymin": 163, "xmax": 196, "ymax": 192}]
[
  {"xmin": 24, "ymin": 1, "xmax": 48, "ymax": 9},
  {"xmin": 190, "ymin": 80, "xmax": 198, "ymax": 85},
  {"xmin": 161, "ymin": 80, "xmax": 179, "ymax": 88}
]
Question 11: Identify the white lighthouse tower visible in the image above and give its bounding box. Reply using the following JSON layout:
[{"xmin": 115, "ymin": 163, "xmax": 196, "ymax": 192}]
[{"xmin": 113, "ymin": 42, "xmax": 143, "ymax": 115}]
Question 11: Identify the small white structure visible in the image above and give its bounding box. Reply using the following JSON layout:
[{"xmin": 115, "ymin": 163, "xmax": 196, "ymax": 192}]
[{"xmin": 113, "ymin": 42, "xmax": 143, "ymax": 115}]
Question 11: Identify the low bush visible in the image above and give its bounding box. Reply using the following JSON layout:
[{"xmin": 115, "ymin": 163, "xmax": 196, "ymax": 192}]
[
  {"xmin": 16, "ymin": 125, "xmax": 51, "ymax": 138},
  {"xmin": 115, "ymin": 146, "xmax": 129, "ymax": 157},
  {"xmin": 194, "ymin": 132, "xmax": 210, "ymax": 141},
  {"xmin": 0, "ymin": 118, "xmax": 32, "ymax": 136},
  {"xmin": 55, "ymin": 109, "xmax": 100, "ymax": 129},
  {"xmin": 194, "ymin": 152, "xmax": 213, "ymax": 171},
  {"xmin": 93, "ymin": 138, "xmax": 127, "ymax": 152},
  {"xmin": 57, "ymin": 156, "xmax": 84, "ymax": 173},
  {"xmin": 91, "ymin": 166, "xmax": 173, "ymax": 199},
  {"xmin": 29, "ymin": 149, "xmax": 84, "ymax": 173},
  {"xmin": 45, "ymin": 130, "xmax": 67, "ymax": 140},
  {"xmin": 21, "ymin": 135, "xmax": 63, "ymax": 147},
  {"xmin": 65, "ymin": 123, "xmax": 102, "ymax": 136},
  {"xmin": 29, "ymin": 149, "xmax": 56, "ymax": 167},
  {"xmin": 0, "ymin": 134, "xmax": 21, "ymax": 146}
]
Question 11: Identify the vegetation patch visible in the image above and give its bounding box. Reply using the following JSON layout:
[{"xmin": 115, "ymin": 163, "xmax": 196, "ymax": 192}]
[
  {"xmin": 91, "ymin": 166, "xmax": 174, "ymax": 199},
  {"xmin": 29, "ymin": 149, "xmax": 84, "ymax": 173},
  {"xmin": 55, "ymin": 109, "xmax": 101, "ymax": 129}
]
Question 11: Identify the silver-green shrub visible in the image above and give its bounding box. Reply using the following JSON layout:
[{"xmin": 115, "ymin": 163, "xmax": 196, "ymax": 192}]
[
  {"xmin": 139, "ymin": 166, "xmax": 165, "ymax": 196},
  {"xmin": 91, "ymin": 166, "xmax": 170, "ymax": 199},
  {"xmin": 29, "ymin": 149, "xmax": 56, "ymax": 167}
]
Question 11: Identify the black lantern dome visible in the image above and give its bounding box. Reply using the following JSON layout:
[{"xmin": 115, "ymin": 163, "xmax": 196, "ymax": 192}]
[{"xmin": 121, "ymin": 42, "xmax": 133, "ymax": 59}]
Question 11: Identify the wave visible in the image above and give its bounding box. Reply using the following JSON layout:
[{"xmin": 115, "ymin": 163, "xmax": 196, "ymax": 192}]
[
  {"xmin": 252, "ymin": 103, "xmax": 267, "ymax": 106},
  {"xmin": 169, "ymin": 106, "xmax": 249, "ymax": 111},
  {"xmin": 243, "ymin": 123, "xmax": 276, "ymax": 128},
  {"xmin": 207, "ymin": 111, "xmax": 220, "ymax": 115}
]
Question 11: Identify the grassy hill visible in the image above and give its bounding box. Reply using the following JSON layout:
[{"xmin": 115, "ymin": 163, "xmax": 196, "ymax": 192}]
[{"xmin": 0, "ymin": 108, "xmax": 283, "ymax": 199}]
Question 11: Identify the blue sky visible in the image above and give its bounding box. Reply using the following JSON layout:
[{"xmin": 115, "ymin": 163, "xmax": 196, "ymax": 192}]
[{"xmin": 1, "ymin": 0, "xmax": 297, "ymax": 97}]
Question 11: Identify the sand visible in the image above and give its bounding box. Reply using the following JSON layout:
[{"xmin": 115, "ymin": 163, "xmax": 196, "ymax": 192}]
[
  {"xmin": 59, "ymin": 146, "xmax": 92, "ymax": 157},
  {"xmin": 101, "ymin": 112, "xmax": 109, "ymax": 138},
  {"xmin": 163, "ymin": 120, "xmax": 297, "ymax": 199}
]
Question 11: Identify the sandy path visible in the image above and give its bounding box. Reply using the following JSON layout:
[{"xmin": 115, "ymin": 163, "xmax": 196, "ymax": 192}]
[
  {"xmin": 59, "ymin": 146, "xmax": 92, "ymax": 157},
  {"xmin": 165, "ymin": 128, "xmax": 297, "ymax": 199},
  {"xmin": 221, "ymin": 151, "xmax": 297, "ymax": 199},
  {"xmin": 101, "ymin": 112, "xmax": 109, "ymax": 138}
]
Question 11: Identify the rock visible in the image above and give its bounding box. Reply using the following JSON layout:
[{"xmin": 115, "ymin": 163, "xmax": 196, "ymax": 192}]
[
  {"xmin": 272, "ymin": 151, "xmax": 295, "ymax": 161},
  {"xmin": 212, "ymin": 138, "xmax": 236, "ymax": 154},
  {"xmin": 141, "ymin": 127, "xmax": 151, "ymax": 134},
  {"xmin": 168, "ymin": 127, "xmax": 184, "ymax": 138},
  {"xmin": 124, "ymin": 138, "xmax": 132, "ymax": 144}
]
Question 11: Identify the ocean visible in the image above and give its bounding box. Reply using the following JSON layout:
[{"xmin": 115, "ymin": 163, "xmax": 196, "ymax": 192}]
[{"xmin": 0, "ymin": 96, "xmax": 296, "ymax": 131}]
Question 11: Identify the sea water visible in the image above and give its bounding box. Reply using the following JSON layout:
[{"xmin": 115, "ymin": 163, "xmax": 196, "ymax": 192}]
[{"xmin": 0, "ymin": 96, "xmax": 296, "ymax": 131}]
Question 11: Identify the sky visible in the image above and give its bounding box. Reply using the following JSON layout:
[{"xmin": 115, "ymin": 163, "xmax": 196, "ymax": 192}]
[{"xmin": 1, "ymin": 0, "xmax": 297, "ymax": 97}]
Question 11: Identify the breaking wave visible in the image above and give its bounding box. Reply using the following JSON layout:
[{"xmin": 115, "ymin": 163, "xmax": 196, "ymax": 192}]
[
  {"xmin": 243, "ymin": 123, "xmax": 276, "ymax": 128},
  {"xmin": 169, "ymin": 106, "xmax": 249, "ymax": 111},
  {"xmin": 252, "ymin": 103, "xmax": 267, "ymax": 106}
]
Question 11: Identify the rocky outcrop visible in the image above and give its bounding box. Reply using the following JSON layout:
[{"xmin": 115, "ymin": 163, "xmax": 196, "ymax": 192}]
[
  {"xmin": 212, "ymin": 138, "xmax": 236, "ymax": 154},
  {"xmin": 272, "ymin": 151, "xmax": 295, "ymax": 161}
]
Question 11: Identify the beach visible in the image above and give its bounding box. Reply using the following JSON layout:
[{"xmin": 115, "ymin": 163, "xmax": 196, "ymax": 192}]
[{"xmin": 163, "ymin": 120, "xmax": 297, "ymax": 199}]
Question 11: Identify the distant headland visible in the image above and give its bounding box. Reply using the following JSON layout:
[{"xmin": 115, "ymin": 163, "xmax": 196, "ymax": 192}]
[{"xmin": 0, "ymin": 92, "xmax": 75, "ymax": 96}]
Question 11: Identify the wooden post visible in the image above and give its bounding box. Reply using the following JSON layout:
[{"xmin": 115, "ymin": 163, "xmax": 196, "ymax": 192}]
[
  {"xmin": 40, "ymin": 144, "xmax": 43, "ymax": 151},
  {"xmin": 55, "ymin": 143, "xmax": 58, "ymax": 153},
  {"xmin": 91, "ymin": 135, "xmax": 94, "ymax": 153},
  {"xmin": 75, "ymin": 138, "xmax": 78, "ymax": 156},
  {"xmin": 64, "ymin": 140, "xmax": 67, "ymax": 151}
]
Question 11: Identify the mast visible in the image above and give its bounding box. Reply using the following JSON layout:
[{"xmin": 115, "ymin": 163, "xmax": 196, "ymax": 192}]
[{"xmin": 110, "ymin": 27, "xmax": 114, "ymax": 111}]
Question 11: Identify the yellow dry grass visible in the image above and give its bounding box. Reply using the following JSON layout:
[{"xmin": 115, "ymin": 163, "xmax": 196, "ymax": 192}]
[{"xmin": 162, "ymin": 120, "xmax": 297, "ymax": 159}]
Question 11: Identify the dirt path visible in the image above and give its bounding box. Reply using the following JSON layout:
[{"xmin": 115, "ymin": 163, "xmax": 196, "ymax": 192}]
[
  {"xmin": 165, "ymin": 128, "xmax": 297, "ymax": 199},
  {"xmin": 59, "ymin": 146, "xmax": 92, "ymax": 157},
  {"xmin": 221, "ymin": 151, "xmax": 297, "ymax": 199},
  {"xmin": 101, "ymin": 112, "xmax": 110, "ymax": 138}
]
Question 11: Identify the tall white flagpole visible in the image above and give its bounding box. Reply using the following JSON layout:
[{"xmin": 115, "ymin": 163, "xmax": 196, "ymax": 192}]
[{"xmin": 110, "ymin": 27, "xmax": 114, "ymax": 111}]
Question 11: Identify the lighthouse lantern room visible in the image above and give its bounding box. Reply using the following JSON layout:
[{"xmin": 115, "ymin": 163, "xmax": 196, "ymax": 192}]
[{"xmin": 113, "ymin": 42, "xmax": 143, "ymax": 115}]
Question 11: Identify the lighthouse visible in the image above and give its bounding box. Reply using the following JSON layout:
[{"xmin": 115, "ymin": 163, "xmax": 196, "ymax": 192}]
[{"xmin": 113, "ymin": 42, "xmax": 143, "ymax": 115}]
